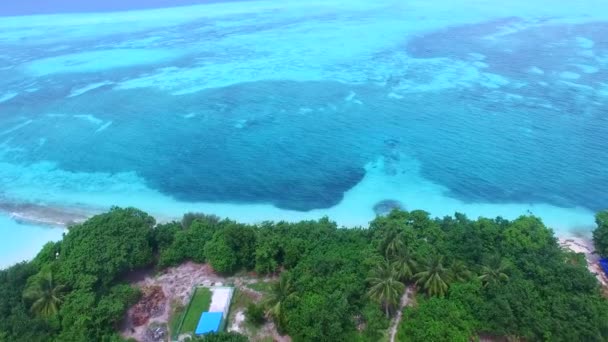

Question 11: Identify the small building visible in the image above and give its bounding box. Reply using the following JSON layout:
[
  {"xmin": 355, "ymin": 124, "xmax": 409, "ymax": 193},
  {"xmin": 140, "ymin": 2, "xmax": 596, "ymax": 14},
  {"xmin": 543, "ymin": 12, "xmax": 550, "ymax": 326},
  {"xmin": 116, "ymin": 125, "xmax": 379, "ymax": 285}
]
[
  {"xmin": 195, "ymin": 311, "xmax": 223, "ymax": 335},
  {"xmin": 208, "ymin": 287, "xmax": 233, "ymax": 316},
  {"xmin": 192, "ymin": 286, "xmax": 235, "ymax": 337}
]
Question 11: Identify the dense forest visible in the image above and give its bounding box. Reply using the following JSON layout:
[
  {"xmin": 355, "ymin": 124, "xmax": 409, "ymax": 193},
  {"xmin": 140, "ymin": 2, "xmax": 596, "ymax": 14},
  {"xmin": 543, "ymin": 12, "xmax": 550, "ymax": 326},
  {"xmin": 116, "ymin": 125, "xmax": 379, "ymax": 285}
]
[{"xmin": 2, "ymin": 207, "xmax": 608, "ymax": 341}]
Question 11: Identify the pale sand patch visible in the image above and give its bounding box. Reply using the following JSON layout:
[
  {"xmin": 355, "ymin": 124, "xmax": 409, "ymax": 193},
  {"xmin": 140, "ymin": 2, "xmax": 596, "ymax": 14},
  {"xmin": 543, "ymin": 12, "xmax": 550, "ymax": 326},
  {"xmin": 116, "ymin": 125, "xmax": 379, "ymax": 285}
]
[
  {"xmin": 259, "ymin": 321, "xmax": 291, "ymax": 342},
  {"xmin": 559, "ymin": 236, "xmax": 607, "ymax": 286},
  {"xmin": 228, "ymin": 310, "xmax": 245, "ymax": 333},
  {"xmin": 24, "ymin": 49, "xmax": 179, "ymax": 76},
  {"xmin": 389, "ymin": 286, "xmax": 415, "ymax": 342}
]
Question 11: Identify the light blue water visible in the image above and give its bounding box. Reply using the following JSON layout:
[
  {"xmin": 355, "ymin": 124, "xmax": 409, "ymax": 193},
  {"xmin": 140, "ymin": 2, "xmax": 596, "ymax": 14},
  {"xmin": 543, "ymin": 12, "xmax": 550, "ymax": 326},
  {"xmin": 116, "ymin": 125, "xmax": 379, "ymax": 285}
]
[
  {"xmin": 0, "ymin": 214, "xmax": 64, "ymax": 268},
  {"xmin": 0, "ymin": 0, "xmax": 607, "ymax": 266}
]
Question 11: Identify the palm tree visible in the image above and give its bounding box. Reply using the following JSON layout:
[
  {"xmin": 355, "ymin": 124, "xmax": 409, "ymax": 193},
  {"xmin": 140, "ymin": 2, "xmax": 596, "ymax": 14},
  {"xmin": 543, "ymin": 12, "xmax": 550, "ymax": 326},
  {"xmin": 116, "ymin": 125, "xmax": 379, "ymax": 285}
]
[
  {"xmin": 479, "ymin": 258, "xmax": 509, "ymax": 287},
  {"xmin": 414, "ymin": 256, "xmax": 451, "ymax": 297},
  {"xmin": 385, "ymin": 234, "xmax": 405, "ymax": 259},
  {"xmin": 449, "ymin": 260, "xmax": 472, "ymax": 282},
  {"xmin": 367, "ymin": 260, "xmax": 405, "ymax": 318},
  {"xmin": 23, "ymin": 271, "xmax": 66, "ymax": 318},
  {"xmin": 265, "ymin": 274, "xmax": 295, "ymax": 329},
  {"xmin": 391, "ymin": 247, "xmax": 418, "ymax": 282}
]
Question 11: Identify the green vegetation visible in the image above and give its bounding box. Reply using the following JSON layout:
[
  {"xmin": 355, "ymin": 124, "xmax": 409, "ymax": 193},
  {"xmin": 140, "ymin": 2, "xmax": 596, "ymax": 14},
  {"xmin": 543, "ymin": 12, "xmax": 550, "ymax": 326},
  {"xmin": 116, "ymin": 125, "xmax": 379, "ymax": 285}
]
[
  {"xmin": 23, "ymin": 270, "xmax": 66, "ymax": 318},
  {"xmin": 366, "ymin": 260, "xmax": 405, "ymax": 318},
  {"xmin": 168, "ymin": 300, "xmax": 186, "ymax": 339},
  {"xmin": 593, "ymin": 210, "xmax": 608, "ymax": 257},
  {"xmin": 192, "ymin": 332, "xmax": 249, "ymax": 341},
  {"xmin": 1, "ymin": 207, "xmax": 607, "ymax": 342},
  {"xmin": 0, "ymin": 207, "xmax": 151, "ymax": 341},
  {"xmin": 245, "ymin": 303, "xmax": 265, "ymax": 326},
  {"xmin": 180, "ymin": 287, "xmax": 212, "ymax": 334},
  {"xmin": 398, "ymin": 297, "xmax": 475, "ymax": 341},
  {"xmin": 413, "ymin": 255, "xmax": 450, "ymax": 297},
  {"xmin": 386, "ymin": 212, "xmax": 608, "ymax": 342},
  {"xmin": 225, "ymin": 288, "xmax": 256, "ymax": 335},
  {"xmin": 245, "ymin": 281, "xmax": 274, "ymax": 294}
]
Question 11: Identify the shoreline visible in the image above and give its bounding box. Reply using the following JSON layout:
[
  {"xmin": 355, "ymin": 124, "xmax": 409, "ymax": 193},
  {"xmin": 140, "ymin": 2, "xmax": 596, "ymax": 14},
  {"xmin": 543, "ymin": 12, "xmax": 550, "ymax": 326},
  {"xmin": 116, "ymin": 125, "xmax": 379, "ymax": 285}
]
[
  {"xmin": 0, "ymin": 197, "xmax": 599, "ymax": 241},
  {"xmin": 558, "ymin": 236, "xmax": 607, "ymax": 286},
  {"xmin": 0, "ymin": 156, "xmax": 598, "ymax": 235},
  {"xmin": 0, "ymin": 198, "xmax": 597, "ymax": 234},
  {"xmin": 1, "ymin": 200, "xmax": 605, "ymax": 283}
]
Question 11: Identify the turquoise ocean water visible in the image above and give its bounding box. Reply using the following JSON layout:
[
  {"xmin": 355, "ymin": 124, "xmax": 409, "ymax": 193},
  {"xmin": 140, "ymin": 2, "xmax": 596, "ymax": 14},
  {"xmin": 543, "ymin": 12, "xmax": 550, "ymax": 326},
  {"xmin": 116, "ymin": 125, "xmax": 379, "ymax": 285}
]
[{"xmin": 1, "ymin": 0, "xmax": 607, "ymax": 267}]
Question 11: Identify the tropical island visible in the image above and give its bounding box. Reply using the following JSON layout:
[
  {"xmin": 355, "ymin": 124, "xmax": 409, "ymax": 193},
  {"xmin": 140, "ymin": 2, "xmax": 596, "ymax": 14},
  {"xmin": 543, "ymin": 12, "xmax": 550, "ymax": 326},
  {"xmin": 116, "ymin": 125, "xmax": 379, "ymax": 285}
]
[{"xmin": 2, "ymin": 207, "xmax": 608, "ymax": 342}]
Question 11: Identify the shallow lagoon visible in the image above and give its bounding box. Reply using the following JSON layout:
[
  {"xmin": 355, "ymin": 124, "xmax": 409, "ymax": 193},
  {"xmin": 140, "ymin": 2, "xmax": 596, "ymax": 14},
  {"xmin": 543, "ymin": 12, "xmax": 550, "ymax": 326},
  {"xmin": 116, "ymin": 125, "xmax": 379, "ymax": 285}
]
[
  {"xmin": 0, "ymin": 214, "xmax": 64, "ymax": 268},
  {"xmin": 1, "ymin": 0, "xmax": 607, "ymax": 266}
]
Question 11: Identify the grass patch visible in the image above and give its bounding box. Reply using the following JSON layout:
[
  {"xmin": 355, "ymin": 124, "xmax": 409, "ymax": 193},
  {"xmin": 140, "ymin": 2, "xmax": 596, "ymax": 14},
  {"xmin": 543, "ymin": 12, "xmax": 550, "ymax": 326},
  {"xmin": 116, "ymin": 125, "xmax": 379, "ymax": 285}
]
[
  {"xmin": 168, "ymin": 300, "xmax": 185, "ymax": 339},
  {"xmin": 246, "ymin": 281, "xmax": 275, "ymax": 294},
  {"xmin": 179, "ymin": 287, "xmax": 212, "ymax": 334},
  {"xmin": 226, "ymin": 289, "xmax": 258, "ymax": 334},
  {"xmin": 229, "ymin": 288, "xmax": 251, "ymax": 313},
  {"xmin": 228, "ymin": 286, "xmax": 273, "ymax": 337}
]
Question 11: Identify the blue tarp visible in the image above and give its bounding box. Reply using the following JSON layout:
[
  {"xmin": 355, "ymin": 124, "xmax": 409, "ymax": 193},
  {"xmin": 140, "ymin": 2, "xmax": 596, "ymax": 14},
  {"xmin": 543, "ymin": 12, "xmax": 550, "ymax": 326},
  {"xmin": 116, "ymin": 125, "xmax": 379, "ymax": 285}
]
[
  {"xmin": 600, "ymin": 259, "xmax": 608, "ymax": 276},
  {"xmin": 195, "ymin": 312, "xmax": 222, "ymax": 335}
]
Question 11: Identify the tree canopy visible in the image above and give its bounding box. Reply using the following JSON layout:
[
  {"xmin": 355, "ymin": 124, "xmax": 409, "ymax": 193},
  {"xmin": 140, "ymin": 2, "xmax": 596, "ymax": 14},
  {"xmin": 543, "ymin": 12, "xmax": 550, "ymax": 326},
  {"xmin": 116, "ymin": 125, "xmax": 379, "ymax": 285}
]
[
  {"xmin": 1, "ymin": 207, "xmax": 607, "ymax": 341},
  {"xmin": 593, "ymin": 210, "xmax": 608, "ymax": 257},
  {"xmin": 59, "ymin": 207, "xmax": 155, "ymax": 289}
]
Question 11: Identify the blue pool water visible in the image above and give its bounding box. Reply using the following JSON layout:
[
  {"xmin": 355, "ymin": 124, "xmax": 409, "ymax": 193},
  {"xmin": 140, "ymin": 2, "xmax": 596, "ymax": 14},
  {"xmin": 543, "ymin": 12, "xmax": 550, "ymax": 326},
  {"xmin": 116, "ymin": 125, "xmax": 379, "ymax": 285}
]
[{"xmin": 0, "ymin": 0, "xmax": 607, "ymax": 266}]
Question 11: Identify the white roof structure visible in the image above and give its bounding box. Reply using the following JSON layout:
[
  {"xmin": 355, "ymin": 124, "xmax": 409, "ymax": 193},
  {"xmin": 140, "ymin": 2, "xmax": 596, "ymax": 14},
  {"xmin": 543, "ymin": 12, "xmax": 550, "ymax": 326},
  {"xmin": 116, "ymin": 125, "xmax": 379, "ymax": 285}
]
[{"xmin": 208, "ymin": 287, "xmax": 233, "ymax": 318}]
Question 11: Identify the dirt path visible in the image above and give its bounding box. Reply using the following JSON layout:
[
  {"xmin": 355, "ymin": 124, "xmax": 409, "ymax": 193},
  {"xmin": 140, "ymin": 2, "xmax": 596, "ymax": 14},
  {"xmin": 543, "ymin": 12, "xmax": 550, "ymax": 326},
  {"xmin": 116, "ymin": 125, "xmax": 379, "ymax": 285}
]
[{"xmin": 389, "ymin": 286, "xmax": 414, "ymax": 342}]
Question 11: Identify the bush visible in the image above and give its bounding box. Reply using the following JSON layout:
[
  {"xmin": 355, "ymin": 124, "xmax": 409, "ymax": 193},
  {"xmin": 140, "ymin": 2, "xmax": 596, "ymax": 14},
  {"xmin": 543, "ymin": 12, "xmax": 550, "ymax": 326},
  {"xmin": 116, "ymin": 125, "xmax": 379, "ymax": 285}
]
[
  {"xmin": 245, "ymin": 303, "xmax": 265, "ymax": 326},
  {"xmin": 182, "ymin": 212, "xmax": 220, "ymax": 229},
  {"xmin": 204, "ymin": 233, "xmax": 238, "ymax": 274},
  {"xmin": 397, "ymin": 298, "xmax": 476, "ymax": 342}
]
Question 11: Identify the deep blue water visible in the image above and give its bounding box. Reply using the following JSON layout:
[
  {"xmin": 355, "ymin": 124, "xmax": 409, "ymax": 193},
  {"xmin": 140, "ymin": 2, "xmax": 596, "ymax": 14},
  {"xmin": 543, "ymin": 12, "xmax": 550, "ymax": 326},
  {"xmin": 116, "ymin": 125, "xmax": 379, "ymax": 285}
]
[
  {"xmin": 0, "ymin": 1, "xmax": 607, "ymax": 269},
  {"xmin": 2, "ymin": 13, "xmax": 607, "ymax": 212}
]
